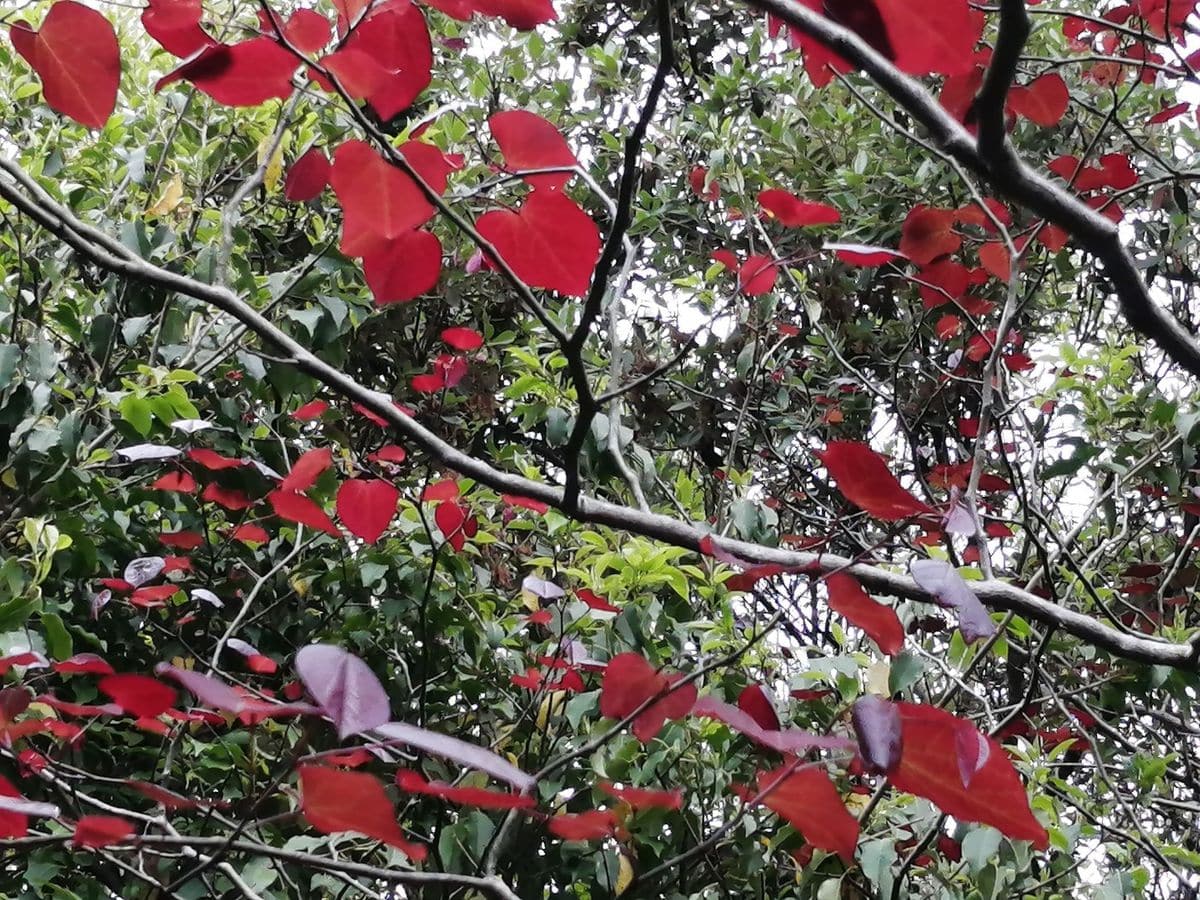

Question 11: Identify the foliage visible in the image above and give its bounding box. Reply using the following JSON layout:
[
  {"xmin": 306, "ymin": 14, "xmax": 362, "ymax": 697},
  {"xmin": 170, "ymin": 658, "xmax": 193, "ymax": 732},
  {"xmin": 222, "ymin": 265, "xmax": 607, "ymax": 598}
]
[{"xmin": 0, "ymin": 0, "xmax": 1200, "ymax": 897}]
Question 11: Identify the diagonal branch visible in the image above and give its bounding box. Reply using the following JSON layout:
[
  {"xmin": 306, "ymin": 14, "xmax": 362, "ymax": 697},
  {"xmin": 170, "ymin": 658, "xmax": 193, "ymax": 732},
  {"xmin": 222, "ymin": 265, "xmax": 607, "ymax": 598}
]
[
  {"xmin": 745, "ymin": 0, "xmax": 1200, "ymax": 379},
  {"xmin": 0, "ymin": 155, "xmax": 1195, "ymax": 673}
]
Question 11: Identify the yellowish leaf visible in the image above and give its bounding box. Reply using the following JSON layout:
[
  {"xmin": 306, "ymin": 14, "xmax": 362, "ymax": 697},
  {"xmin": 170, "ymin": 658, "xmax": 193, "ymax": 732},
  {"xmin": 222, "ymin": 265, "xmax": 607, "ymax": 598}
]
[
  {"xmin": 147, "ymin": 174, "xmax": 184, "ymax": 217},
  {"xmin": 258, "ymin": 131, "xmax": 288, "ymax": 194},
  {"xmin": 615, "ymin": 852, "xmax": 634, "ymax": 895}
]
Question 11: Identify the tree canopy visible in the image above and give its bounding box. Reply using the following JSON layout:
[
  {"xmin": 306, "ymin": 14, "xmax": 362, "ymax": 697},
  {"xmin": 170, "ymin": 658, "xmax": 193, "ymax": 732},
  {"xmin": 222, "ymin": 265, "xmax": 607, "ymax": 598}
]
[{"xmin": 1, "ymin": 0, "xmax": 1200, "ymax": 896}]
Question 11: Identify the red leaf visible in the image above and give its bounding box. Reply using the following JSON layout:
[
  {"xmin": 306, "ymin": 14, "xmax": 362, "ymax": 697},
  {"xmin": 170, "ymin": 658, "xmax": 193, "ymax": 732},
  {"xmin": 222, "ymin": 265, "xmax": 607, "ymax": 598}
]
[
  {"xmin": 888, "ymin": 703, "xmax": 1048, "ymax": 848},
  {"xmin": 362, "ymin": 229, "xmax": 442, "ymax": 305},
  {"xmin": 689, "ymin": 166, "xmax": 720, "ymax": 201},
  {"xmin": 76, "ymin": 812, "xmax": 145, "ymax": 847},
  {"xmin": 201, "ymin": 483, "xmax": 253, "ymax": 511},
  {"xmin": 547, "ymin": 809, "xmax": 616, "ymax": 841},
  {"xmin": 476, "ymin": 189, "xmax": 600, "ymax": 296},
  {"xmin": 755, "ymin": 765, "xmax": 859, "ymax": 862},
  {"xmin": 434, "ymin": 500, "xmax": 472, "ymax": 551},
  {"xmin": 142, "ymin": 0, "xmax": 213, "ymax": 57},
  {"xmin": 825, "ymin": 572, "xmax": 904, "ymax": 656},
  {"xmin": 599, "ymin": 781, "xmax": 683, "ymax": 811},
  {"xmin": 337, "ymin": 478, "xmax": 399, "ymax": 544},
  {"xmin": 369, "ymin": 445, "xmax": 408, "ymax": 465},
  {"xmin": 268, "ymin": 490, "xmax": 340, "ymax": 537},
  {"xmin": 261, "ymin": 8, "xmax": 331, "ymax": 53},
  {"xmin": 330, "ymin": 140, "xmax": 434, "ymax": 258},
  {"xmin": 818, "ymin": 441, "xmax": 933, "ymax": 521},
  {"xmin": 11, "ymin": 2, "xmax": 120, "ymax": 129},
  {"xmin": 395, "ymin": 769, "xmax": 537, "ymax": 810},
  {"xmin": 423, "ymin": 479, "xmax": 460, "ymax": 502},
  {"xmin": 472, "ymin": 0, "xmax": 556, "ymax": 29},
  {"xmin": 298, "ymin": 766, "xmax": 427, "ymax": 859},
  {"xmin": 323, "ymin": 0, "xmax": 432, "ymax": 119},
  {"xmin": 736, "ymin": 684, "xmax": 781, "ymax": 731},
  {"xmin": 900, "ymin": 206, "xmax": 961, "ymax": 265},
  {"xmin": 871, "ymin": 0, "xmax": 983, "ymax": 77},
  {"xmin": 442, "ymin": 326, "xmax": 484, "ymax": 351},
  {"xmin": 978, "ymin": 241, "xmax": 1012, "ymax": 283},
  {"xmin": 246, "ymin": 654, "xmax": 278, "ymax": 675},
  {"xmin": 231, "ymin": 523, "xmax": 270, "ymax": 544},
  {"xmin": 934, "ymin": 314, "xmax": 962, "ymax": 340},
  {"xmin": 156, "ymin": 38, "xmax": 297, "ymax": 107},
  {"xmin": 284, "ymin": 147, "xmax": 332, "ymax": 202},
  {"xmin": 280, "ymin": 447, "xmax": 333, "ymax": 493},
  {"xmin": 576, "ymin": 588, "xmax": 620, "ymax": 613},
  {"xmin": 292, "ymin": 399, "xmax": 330, "ymax": 421},
  {"xmin": 1009, "ymin": 73, "xmax": 1070, "ymax": 126},
  {"xmin": 187, "ymin": 448, "xmax": 243, "ymax": 470},
  {"xmin": 489, "ymin": 110, "xmax": 578, "ymax": 191},
  {"xmin": 758, "ymin": 189, "xmax": 840, "ymax": 227},
  {"xmin": 98, "ymin": 674, "xmax": 176, "ymax": 718},
  {"xmin": 412, "ymin": 372, "xmax": 445, "ymax": 393},
  {"xmin": 53, "ymin": 654, "xmax": 114, "ymax": 676},
  {"xmin": 739, "ymin": 254, "xmax": 778, "ymax": 296},
  {"xmin": 711, "ymin": 248, "xmax": 739, "ymax": 271},
  {"xmin": 131, "ymin": 584, "xmax": 180, "ymax": 607},
  {"xmin": 125, "ymin": 780, "xmax": 204, "ymax": 810},
  {"xmin": 0, "ymin": 776, "xmax": 29, "ymax": 838},
  {"xmin": 159, "ymin": 530, "xmax": 204, "ymax": 550},
  {"xmin": 150, "ymin": 471, "xmax": 197, "ymax": 493},
  {"xmin": 599, "ymin": 652, "xmax": 696, "ymax": 742}
]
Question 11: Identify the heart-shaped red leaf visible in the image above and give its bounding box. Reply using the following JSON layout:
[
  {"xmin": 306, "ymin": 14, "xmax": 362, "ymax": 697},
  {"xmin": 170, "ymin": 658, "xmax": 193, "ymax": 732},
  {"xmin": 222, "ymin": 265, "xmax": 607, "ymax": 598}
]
[
  {"xmin": 330, "ymin": 140, "xmax": 434, "ymax": 258},
  {"xmin": 818, "ymin": 441, "xmax": 933, "ymax": 521},
  {"xmin": 155, "ymin": 38, "xmax": 297, "ymax": 107},
  {"xmin": 284, "ymin": 147, "xmax": 332, "ymax": 202},
  {"xmin": 599, "ymin": 652, "xmax": 696, "ymax": 742},
  {"xmin": 268, "ymin": 490, "xmax": 340, "ymax": 537},
  {"xmin": 280, "ymin": 448, "xmax": 333, "ymax": 494},
  {"xmin": 11, "ymin": 2, "xmax": 120, "ymax": 129},
  {"xmin": 362, "ymin": 229, "xmax": 442, "ymax": 305},
  {"xmin": 758, "ymin": 189, "xmax": 840, "ymax": 227},
  {"xmin": 98, "ymin": 674, "xmax": 176, "ymax": 718},
  {"xmin": 72, "ymin": 815, "xmax": 134, "ymax": 849},
  {"xmin": 826, "ymin": 572, "xmax": 904, "ymax": 656},
  {"xmin": 336, "ymin": 478, "xmax": 399, "ymax": 544},
  {"xmin": 755, "ymin": 765, "xmax": 860, "ymax": 862},
  {"xmin": 476, "ymin": 189, "xmax": 600, "ymax": 296}
]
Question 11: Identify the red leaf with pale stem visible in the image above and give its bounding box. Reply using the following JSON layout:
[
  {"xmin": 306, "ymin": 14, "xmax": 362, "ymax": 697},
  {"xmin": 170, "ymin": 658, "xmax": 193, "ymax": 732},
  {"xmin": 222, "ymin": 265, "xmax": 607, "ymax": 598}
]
[
  {"xmin": 10, "ymin": 2, "xmax": 120, "ymax": 130},
  {"xmin": 299, "ymin": 766, "xmax": 426, "ymax": 859},
  {"xmin": 599, "ymin": 653, "xmax": 696, "ymax": 742},
  {"xmin": 490, "ymin": 110, "xmax": 578, "ymax": 191},
  {"xmin": 826, "ymin": 572, "xmax": 904, "ymax": 655},
  {"xmin": 142, "ymin": 0, "xmax": 214, "ymax": 57},
  {"xmin": 888, "ymin": 703, "xmax": 1049, "ymax": 848},
  {"xmin": 818, "ymin": 441, "xmax": 932, "ymax": 521},
  {"xmin": 476, "ymin": 190, "xmax": 600, "ymax": 297}
]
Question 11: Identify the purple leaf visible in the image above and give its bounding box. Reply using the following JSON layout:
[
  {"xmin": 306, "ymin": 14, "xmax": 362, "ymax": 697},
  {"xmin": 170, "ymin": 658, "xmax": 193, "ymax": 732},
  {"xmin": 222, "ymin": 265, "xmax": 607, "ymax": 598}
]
[
  {"xmin": 191, "ymin": 589, "xmax": 223, "ymax": 608},
  {"xmin": 123, "ymin": 557, "xmax": 165, "ymax": 588},
  {"xmin": 943, "ymin": 489, "xmax": 977, "ymax": 536},
  {"xmin": 909, "ymin": 559, "xmax": 996, "ymax": 642},
  {"xmin": 373, "ymin": 721, "xmax": 535, "ymax": 791},
  {"xmin": 155, "ymin": 664, "xmax": 243, "ymax": 712},
  {"xmin": 521, "ymin": 575, "xmax": 564, "ymax": 600},
  {"xmin": 0, "ymin": 796, "xmax": 60, "ymax": 818},
  {"xmin": 692, "ymin": 695, "xmax": 855, "ymax": 755},
  {"xmin": 226, "ymin": 638, "xmax": 259, "ymax": 657},
  {"xmin": 851, "ymin": 694, "xmax": 903, "ymax": 774},
  {"xmin": 954, "ymin": 719, "xmax": 990, "ymax": 788},
  {"xmin": 295, "ymin": 644, "xmax": 390, "ymax": 739},
  {"xmin": 90, "ymin": 589, "xmax": 112, "ymax": 620},
  {"xmin": 116, "ymin": 443, "xmax": 182, "ymax": 461}
]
